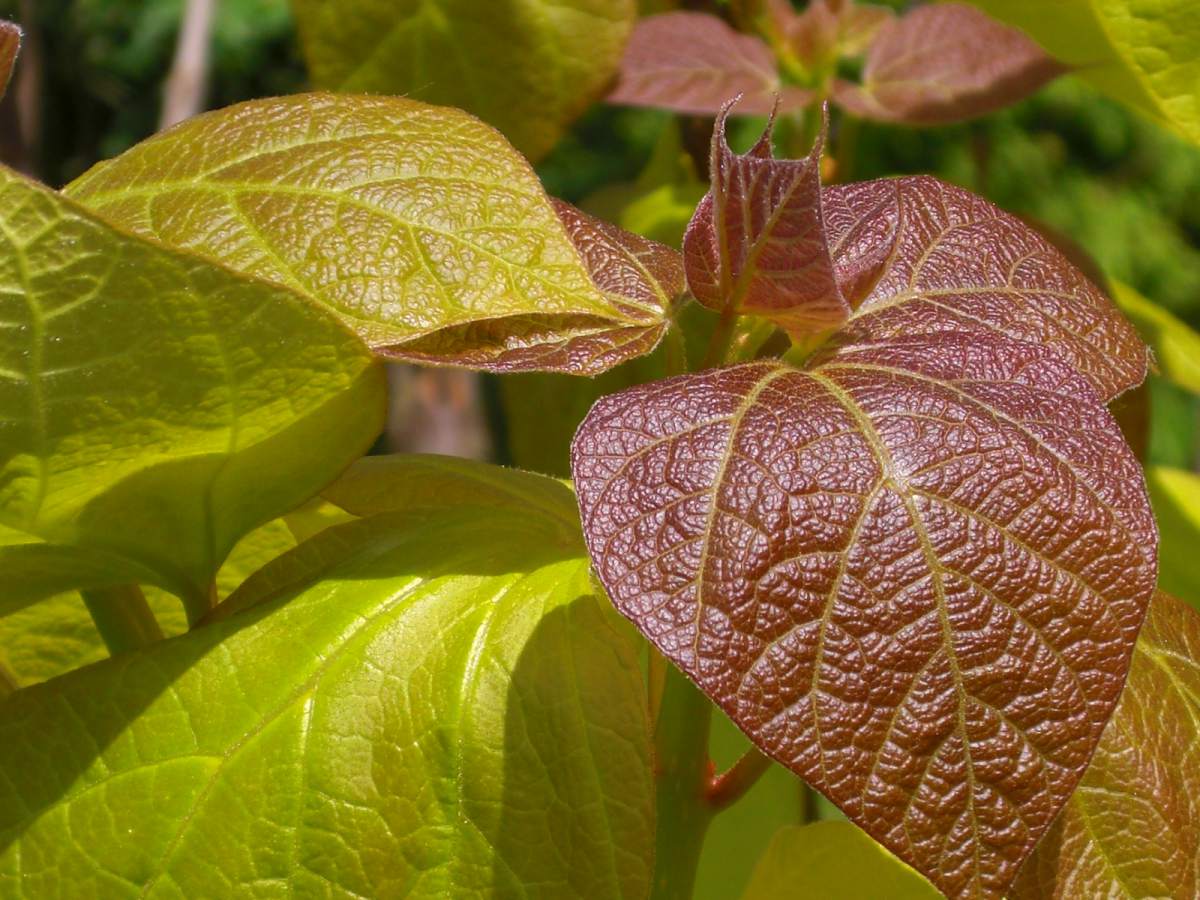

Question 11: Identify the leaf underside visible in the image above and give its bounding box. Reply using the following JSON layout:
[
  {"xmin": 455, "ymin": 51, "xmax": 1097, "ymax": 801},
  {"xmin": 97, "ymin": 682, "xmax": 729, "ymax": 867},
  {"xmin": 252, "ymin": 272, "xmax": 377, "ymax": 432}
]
[
  {"xmin": 65, "ymin": 93, "xmax": 676, "ymax": 375},
  {"xmin": 1012, "ymin": 590, "xmax": 1200, "ymax": 899},
  {"xmin": 831, "ymin": 3, "xmax": 1064, "ymax": 125}
]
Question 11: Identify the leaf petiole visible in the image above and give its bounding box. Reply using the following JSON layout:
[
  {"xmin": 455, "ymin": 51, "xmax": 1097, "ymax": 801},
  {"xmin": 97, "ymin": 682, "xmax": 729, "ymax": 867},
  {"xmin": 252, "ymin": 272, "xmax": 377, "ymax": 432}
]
[{"xmin": 81, "ymin": 585, "xmax": 164, "ymax": 655}]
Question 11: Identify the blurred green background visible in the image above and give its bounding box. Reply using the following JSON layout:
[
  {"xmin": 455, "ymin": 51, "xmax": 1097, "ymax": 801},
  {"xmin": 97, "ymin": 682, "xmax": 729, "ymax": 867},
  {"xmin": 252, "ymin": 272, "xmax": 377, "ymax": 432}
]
[{"xmin": 2, "ymin": 1, "xmax": 1197, "ymax": 896}]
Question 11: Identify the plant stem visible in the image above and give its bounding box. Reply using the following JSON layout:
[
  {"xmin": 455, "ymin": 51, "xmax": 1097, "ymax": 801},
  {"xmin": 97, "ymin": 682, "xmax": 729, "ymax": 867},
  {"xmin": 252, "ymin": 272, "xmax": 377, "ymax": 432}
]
[
  {"xmin": 651, "ymin": 661, "xmax": 715, "ymax": 900},
  {"xmin": 664, "ymin": 322, "xmax": 688, "ymax": 377},
  {"xmin": 701, "ymin": 308, "xmax": 739, "ymax": 370},
  {"xmin": 81, "ymin": 585, "xmax": 164, "ymax": 655},
  {"xmin": 708, "ymin": 746, "xmax": 773, "ymax": 811}
]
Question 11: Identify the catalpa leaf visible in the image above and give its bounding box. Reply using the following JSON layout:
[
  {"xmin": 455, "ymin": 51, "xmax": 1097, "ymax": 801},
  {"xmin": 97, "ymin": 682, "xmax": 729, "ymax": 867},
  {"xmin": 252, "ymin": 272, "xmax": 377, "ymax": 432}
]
[
  {"xmin": 823, "ymin": 175, "xmax": 1148, "ymax": 401},
  {"xmin": 65, "ymin": 94, "xmax": 674, "ymax": 375},
  {"xmin": 291, "ymin": 0, "xmax": 634, "ymax": 162},
  {"xmin": 0, "ymin": 465, "xmax": 653, "ymax": 898},
  {"xmin": 0, "ymin": 165, "xmax": 385, "ymax": 615},
  {"xmin": 831, "ymin": 3, "xmax": 1064, "ymax": 125},
  {"xmin": 964, "ymin": 0, "xmax": 1200, "ymax": 145},
  {"xmin": 608, "ymin": 12, "xmax": 809, "ymax": 115},
  {"xmin": 572, "ymin": 332, "xmax": 1157, "ymax": 898},
  {"xmin": 1011, "ymin": 590, "xmax": 1200, "ymax": 899},
  {"xmin": 0, "ymin": 20, "xmax": 19, "ymax": 100},
  {"xmin": 683, "ymin": 105, "xmax": 849, "ymax": 340}
]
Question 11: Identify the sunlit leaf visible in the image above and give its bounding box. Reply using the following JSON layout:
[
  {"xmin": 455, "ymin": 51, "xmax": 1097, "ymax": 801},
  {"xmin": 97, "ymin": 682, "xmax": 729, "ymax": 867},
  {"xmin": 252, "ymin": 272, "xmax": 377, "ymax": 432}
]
[
  {"xmin": 832, "ymin": 3, "xmax": 1063, "ymax": 125},
  {"xmin": 965, "ymin": 0, "xmax": 1200, "ymax": 144},
  {"xmin": 0, "ymin": 165, "xmax": 385, "ymax": 614},
  {"xmin": 290, "ymin": 0, "xmax": 635, "ymax": 162},
  {"xmin": 609, "ymin": 12, "xmax": 809, "ymax": 115},
  {"xmin": 0, "ymin": 20, "xmax": 20, "ymax": 100},
  {"xmin": 741, "ymin": 822, "xmax": 940, "ymax": 899},
  {"xmin": 823, "ymin": 175, "xmax": 1148, "ymax": 401},
  {"xmin": 0, "ymin": 466, "xmax": 653, "ymax": 898},
  {"xmin": 684, "ymin": 106, "xmax": 849, "ymax": 340},
  {"xmin": 1111, "ymin": 279, "xmax": 1200, "ymax": 395},
  {"xmin": 65, "ymin": 94, "xmax": 671, "ymax": 375},
  {"xmin": 771, "ymin": 0, "xmax": 893, "ymax": 70},
  {"xmin": 1145, "ymin": 466, "xmax": 1200, "ymax": 611},
  {"xmin": 1012, "ymin": 590, "xmax": 1200, "ymax": 898},
  {"xmin": 572, "ymin": 331, "xmax": 1156, "ymax": 898}
]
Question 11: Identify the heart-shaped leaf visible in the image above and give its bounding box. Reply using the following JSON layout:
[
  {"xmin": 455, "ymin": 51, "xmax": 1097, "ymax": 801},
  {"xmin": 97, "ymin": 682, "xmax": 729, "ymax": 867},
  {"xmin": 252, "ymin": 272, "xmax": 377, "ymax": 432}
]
[
  {"xmin": 0, "ymin": 20, "xmax": 19, "ymax": 100},
  {"xmin": 831, "ymin": 3, "xmax": 1064, "ymax": 125},
  {"xmin": 572, "ymin": 329, "xmax": 1156, "ymax": 897},
  {"xmin": 822, "ymin": 175, "xmax": 1148, "ymax": 402},
  {"xmin": 964, "ymin": 0, "xmax": 1200, "ymax": 145},
  {"xmin": 684, "ymin": 107, "xmax": 849, "ymax": 340},
  {"xmin": 0, "ymin": 461, "xmax": 653, "ymax": 898},
  {"xmin": 290, "ymin": 0, "xmax": 635, "ymax": 162},
  {"xmin": 0, "ymin": 165, "xmax": 385, "ymax": 615},
  {"xmin": 1011, "ymin": 590, "xmax": 1200, "ymax": 898},
  {"xmin": 65, "ymin": 94, "xmax": 676, "ymax": 375},
  {"xmin": 608, "ymin": 12, "xmax": 810, "ymax": 115}
]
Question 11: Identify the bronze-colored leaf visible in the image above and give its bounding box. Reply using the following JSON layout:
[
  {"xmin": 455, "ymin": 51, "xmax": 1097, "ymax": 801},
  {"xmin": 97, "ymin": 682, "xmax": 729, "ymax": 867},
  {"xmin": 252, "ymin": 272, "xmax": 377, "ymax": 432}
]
[
  {"xmin": 572, "ymin": 330, "xmax": 1156, "ymax": 898},
  {"xmin": 831, "ymin": 3, "xmax": 1065, "ymax": 125},
  {"xmin": 0, "ymin": 20, "xmax": 19, "ymax": 100},
  {"xmin": 608, "ymin": 12, "xmax": 810, "ymax": 115},
  {"xmin": 1012, "ymin": 590, "xmax": 1200, "ymax": 899},
  {"xmin": 683, "ymin": 105, "xmax": 849, "ymax": 340},
  {"xmin": 823, "ymin": 175, "xmax": 1148, "ymax": 401}
]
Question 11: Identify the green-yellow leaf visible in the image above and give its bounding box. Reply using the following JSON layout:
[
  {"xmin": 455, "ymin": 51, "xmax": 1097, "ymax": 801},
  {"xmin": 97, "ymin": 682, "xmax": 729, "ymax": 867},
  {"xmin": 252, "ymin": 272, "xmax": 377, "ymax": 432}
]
[
  {"xmin": 65, "ymin": 94, "xmax": 671, "ymax": 375},
  {"xmin": 290, "ymin": 0, "xmax": 635, "ymax": 162},
  {"xmin": 1146, "ymin": 465, "xmax": 1200, "ymax": 610},
  {"xmin": 0, "ymin": 164, "xmax": 386, "ymax": 615},
  {"xmin": 965, "ymin": 0, "xmax": 1200, "ymax": 144},
  {"xmin": 741, "ymin": 822, "xmax": 941, "ymax": 900},
  {"xmin": 1111, "ymin": 279, "xmax": 1200, "ymax": 395},
  {"xmin": 0, "ymin": 469, "xmax": 653, "ymax": 898}
]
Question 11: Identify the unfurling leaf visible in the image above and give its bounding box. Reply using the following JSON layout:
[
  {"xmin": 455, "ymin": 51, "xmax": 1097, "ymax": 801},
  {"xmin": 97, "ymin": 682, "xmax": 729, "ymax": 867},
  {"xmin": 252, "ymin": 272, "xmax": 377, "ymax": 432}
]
[
  {"xmin": 573, "ymin": 333, "xmax": 1156, "ymax": 898},
  {"xmin": 831, "ymin": 3, "xmax": 1064, "ymax": 125},
  {"xmin": 1012, "ymin": 590, "xmax": 1200, "ymax": 899},
  {"xmin": 0, "ymin": 20, "xmax": 20, "ymax": 100},
  {"xmin": 0, "ymin": 165, "xmax": 385, "ymax": 614},
  {"xmin": 291, "ymin": 0, "xmax": 635, "ymax": 162},
  {"xmin": 0, "ymin": 464, "xmax": 653, "ymax": 898},
  {"xmin": 66, "ymin": 94, "xmax": 674, "ymax": 375},
  {"xmin": 771, "ymin": 0, "xmax": 893, "ymax": 69},
  {"xmin": 683, "ymin": 105, "xmax": 849, "ymax": 340},
  {"xmin": 823, "ymin": 176, "xmax": 1147, "ymax": 401},
  {"xmin": 608, "ymin": 12, "xmax": 809, "ymax": 115}
]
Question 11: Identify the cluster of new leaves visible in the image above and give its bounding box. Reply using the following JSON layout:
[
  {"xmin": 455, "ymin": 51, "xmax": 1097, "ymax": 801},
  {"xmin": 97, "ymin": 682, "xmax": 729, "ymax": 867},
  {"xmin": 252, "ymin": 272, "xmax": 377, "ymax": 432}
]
[
  {"xmin": 571, "ymin": 104, "xmax": 1159, "ymax": 898},
  {"xmin": 610, "ymin": 0, "xmax": 1064, "ymax": 125}
]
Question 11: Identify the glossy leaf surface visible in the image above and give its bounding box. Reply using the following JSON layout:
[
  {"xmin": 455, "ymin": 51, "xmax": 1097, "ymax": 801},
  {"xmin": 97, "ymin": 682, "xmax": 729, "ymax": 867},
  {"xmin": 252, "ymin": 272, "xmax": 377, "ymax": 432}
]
[
  {"xmin": 0, "ymin": 165, "xmax": 385, "ymax": 611},
  {"xmin": 1012, "ymin": 591, "xmax": 1200, "ymax": 898},
  {"xmin": 291, "ymin": 0, "xmax": 634, "ymax": 162},
  {"xmin": 823, "ymin": 175, "xmax": 1148, "ymax": 402},
  {"xmin": 0, "ymin": 20, "xmax": 19, "ymax": 99},
  {"xmin": 741, "ymin": 822, "xmax": 939, "ymax": 900},
  {"xmin": 609, "ymin": 12, "xmax": 808, "ymax": 115},
  {"xmin": 832, "ymin": 3, "xmax": 1063, "ymax": 125},
  {"xmin": 572, "ymin": 332, "xmax": 1156, "ymax": 898},
  {"xmin": 965, "ymin": 0, "xmax": 1200, "ymax": 144},
  {"xmin": 66, "ymin": 94, "xmax": 672, "ymax": 375},
  {"xmin": 0, "ymin": 466, "xmax": 653, "ymax": 898},
  {"xmin": 684, "ymin": 108, "xmax": 849, "ymax": 339}
]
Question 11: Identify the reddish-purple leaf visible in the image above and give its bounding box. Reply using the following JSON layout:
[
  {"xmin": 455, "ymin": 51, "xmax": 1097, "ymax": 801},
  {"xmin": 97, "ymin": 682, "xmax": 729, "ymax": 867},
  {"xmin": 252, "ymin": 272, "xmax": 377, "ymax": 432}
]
[
  {"xmin": 683, "ymin": 105, "xmax": 849, "ymax": 340},
  {"xmin": 399, "ymin": 200, "xmax": 682, "ymax": 373},
  {"xmin": 0, "ymin": 20, "xmax": 20, "ymax": 99},
  {"xmin": 831, "ymin": 3, "xmax": 1065, "ymax": 125},
  {"xmin": 608, "ymin": 12, "xmax": 810, "ymax": 116},
  {"xmin": 823, "ymin": 175, "xmax": 1147, "ymax": 401},
  {"xmin": 1012, "ymin": 590, "xmax": 1200, "ymax": 899},
  {"xmin": 572, "ymin": 331, "xmax": 1156, "ymax": 898}
]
